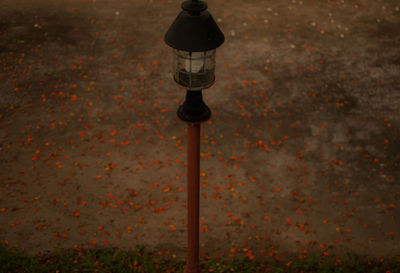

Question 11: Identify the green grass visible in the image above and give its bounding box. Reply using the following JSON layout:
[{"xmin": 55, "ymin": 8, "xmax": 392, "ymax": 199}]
[{"xmin": 0, "ymin": 244, "xmax": 399, "ymax": 273}]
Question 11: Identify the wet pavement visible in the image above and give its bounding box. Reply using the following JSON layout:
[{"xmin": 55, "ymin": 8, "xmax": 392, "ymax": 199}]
[{"xmin": 0, "ymin": 0, "xmax": 399, "ymax": 264}]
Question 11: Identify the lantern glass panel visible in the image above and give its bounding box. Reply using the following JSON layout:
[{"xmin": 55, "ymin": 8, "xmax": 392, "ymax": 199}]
[{"xmin": 173, "ymin": 49, "xmax": 216, "ymax": 90}]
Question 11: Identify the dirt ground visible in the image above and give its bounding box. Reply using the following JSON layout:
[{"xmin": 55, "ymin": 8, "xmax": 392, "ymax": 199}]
[{"xmin": 0, "ymin": 0, "xmax": 399, "ymax": 264}]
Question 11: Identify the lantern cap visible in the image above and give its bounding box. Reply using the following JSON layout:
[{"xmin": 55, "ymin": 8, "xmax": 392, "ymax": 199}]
[
  {"xmin": 164, "ymin": 0, "xmax": 224, "ymax": 52},
  {"xmin": 181, "ymin": 0, "xmax": 207, "ymax": 14}
]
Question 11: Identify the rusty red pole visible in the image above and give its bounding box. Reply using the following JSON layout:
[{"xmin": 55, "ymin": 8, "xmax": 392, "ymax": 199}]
[
  {"xmin": 176, "ymin": 90, "xmax": 210, "ymax": 272},
  {"xmin": 184, "ymin": 122, "xmax": 201, "ymax": 273}
]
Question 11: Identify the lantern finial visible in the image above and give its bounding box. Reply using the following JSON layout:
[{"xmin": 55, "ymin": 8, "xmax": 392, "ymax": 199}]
[{"xmin": 181, "ymin": 0, "xmax": 208, "ymax": 15}]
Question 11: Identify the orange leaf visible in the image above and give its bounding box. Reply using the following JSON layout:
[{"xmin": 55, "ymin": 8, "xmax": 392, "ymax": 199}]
[{"xmin": 107, "ymin": 193, "xmax": 115, "ymax": 200}]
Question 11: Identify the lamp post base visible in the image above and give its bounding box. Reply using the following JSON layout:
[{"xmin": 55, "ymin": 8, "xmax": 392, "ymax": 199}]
[{"xmin": 184, "ymin": 263, "xmax": 202, "ymax": 273}]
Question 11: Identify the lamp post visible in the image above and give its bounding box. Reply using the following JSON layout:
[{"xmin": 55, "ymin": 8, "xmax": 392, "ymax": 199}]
[{"xmin": 164, "ymin": 1, "xmax": 224, "ymax": 272}]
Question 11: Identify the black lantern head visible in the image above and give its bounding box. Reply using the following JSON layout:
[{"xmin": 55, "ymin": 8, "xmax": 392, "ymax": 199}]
[{"xmin": 164, "ymin": 0, "xmax": 224, "ymax": 90}]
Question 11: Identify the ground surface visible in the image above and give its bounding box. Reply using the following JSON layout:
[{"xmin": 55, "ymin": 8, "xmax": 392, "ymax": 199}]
[{"xmin": 0, "ymin": 0, "xmax": 399, "ymax": 264}]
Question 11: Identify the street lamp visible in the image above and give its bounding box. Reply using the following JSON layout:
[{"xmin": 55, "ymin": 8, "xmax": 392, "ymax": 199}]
[{"xmin": 164, "ymin": 0, "xmax": 224, "ymax": 272}]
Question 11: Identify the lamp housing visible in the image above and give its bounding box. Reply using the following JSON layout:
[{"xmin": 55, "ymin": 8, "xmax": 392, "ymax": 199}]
[{"xmin": 164, "ymin": 0, "xmax": 224, "ymax": 90}]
